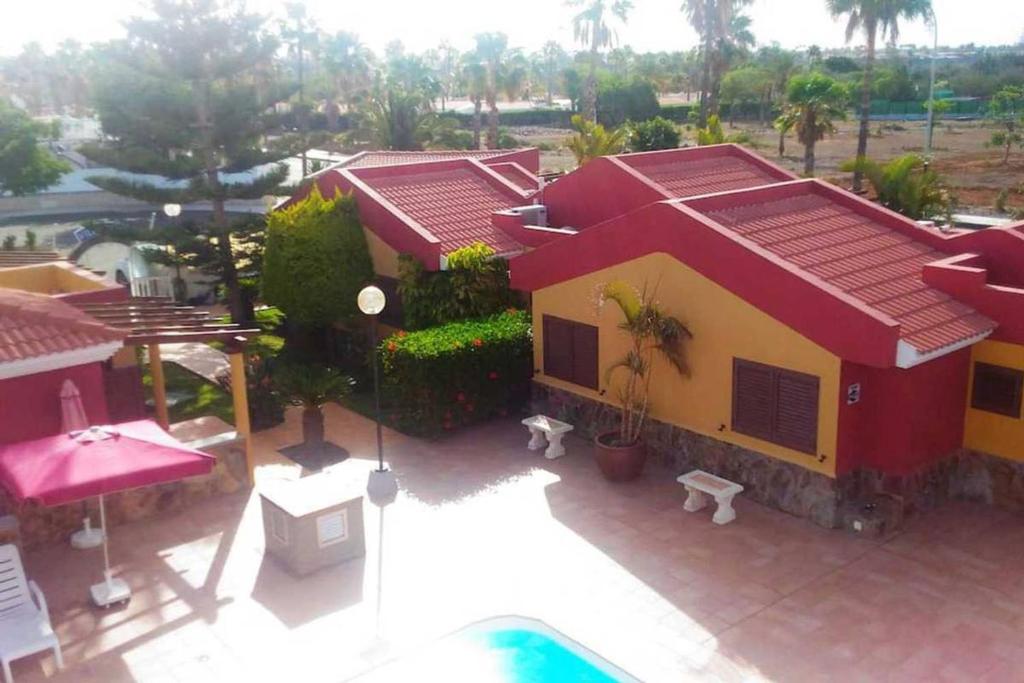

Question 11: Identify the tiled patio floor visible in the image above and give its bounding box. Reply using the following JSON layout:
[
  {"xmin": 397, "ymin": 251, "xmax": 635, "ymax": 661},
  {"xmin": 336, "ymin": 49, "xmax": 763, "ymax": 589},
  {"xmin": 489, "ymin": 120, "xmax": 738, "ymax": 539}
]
[{"xmin": 13, "ymin": 405, "xmax": 1024, "ymax": 682}]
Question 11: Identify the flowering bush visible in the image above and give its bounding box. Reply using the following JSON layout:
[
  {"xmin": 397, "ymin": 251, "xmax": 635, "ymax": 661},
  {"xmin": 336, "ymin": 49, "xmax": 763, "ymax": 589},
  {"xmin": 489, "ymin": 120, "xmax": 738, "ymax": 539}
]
[
  {"xmin": 216, "ymin": 352, "xmax": 285, "ymax": 431},
  {"xmin": 379, "ymin": 309, "xmax": 532, "ymax": 435}
]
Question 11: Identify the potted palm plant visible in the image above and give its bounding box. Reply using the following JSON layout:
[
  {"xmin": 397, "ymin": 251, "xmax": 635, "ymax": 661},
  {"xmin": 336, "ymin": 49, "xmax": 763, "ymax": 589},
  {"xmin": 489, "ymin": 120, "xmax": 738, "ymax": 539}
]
[
  {"xmin": 274, "ymin": 363, "xmax": 354, "ymax": 445},
  {"xmin": 594, "ymin": 281, "xmax": 692, "ymax": 482}
]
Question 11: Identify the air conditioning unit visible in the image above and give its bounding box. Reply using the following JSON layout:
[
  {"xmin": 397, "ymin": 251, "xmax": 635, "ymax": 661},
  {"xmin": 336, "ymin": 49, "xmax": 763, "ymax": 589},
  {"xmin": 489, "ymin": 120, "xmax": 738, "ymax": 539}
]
[{"xmin": 511, "ymin": 204, "xmax": 548, "ymax": 227}]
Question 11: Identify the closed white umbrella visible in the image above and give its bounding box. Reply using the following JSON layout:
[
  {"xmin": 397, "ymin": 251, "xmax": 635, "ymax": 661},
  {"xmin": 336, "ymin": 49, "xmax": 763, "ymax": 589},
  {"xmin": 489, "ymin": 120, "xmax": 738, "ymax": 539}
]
[{"xmin": 59, "ymin": 380, "xmax": 89, "ymax": 435}]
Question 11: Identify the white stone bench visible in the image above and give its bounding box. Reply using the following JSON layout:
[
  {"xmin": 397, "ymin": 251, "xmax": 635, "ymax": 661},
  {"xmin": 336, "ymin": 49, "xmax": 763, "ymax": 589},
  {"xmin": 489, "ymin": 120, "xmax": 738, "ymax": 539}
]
[
  {"xmin": 521, "ymin": 415, "xmax": 574, "ymax": 459},
  {"xmin": 676, "ymin": 470, "xmax": 744, "ymax": 525}
]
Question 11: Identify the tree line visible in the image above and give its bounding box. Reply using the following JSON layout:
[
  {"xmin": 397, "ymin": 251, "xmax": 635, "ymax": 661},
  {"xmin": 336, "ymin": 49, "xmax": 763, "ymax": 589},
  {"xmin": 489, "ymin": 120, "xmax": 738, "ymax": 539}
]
[{"xmin": 2, "ymin": 0, "xmax": 1023, "ymax": 326}]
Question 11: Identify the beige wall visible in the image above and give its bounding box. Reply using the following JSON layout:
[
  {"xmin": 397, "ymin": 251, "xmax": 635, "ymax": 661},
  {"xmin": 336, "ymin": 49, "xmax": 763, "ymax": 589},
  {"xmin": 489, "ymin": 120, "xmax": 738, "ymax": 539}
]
[
  {"xmin": 365, "ymin": 229, "xmax": 400, "ymax": 279},
  {"xmin": 532, "ymin": 252, "xmax": 842, "ymax": 477}
]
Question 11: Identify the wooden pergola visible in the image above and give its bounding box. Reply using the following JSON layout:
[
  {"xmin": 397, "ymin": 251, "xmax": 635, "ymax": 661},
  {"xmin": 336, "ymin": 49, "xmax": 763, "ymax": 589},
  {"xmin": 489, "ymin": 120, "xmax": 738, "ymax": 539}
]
[{"xmin": 73, "ymin": 298, "xmax": 261, "ymax": 480}]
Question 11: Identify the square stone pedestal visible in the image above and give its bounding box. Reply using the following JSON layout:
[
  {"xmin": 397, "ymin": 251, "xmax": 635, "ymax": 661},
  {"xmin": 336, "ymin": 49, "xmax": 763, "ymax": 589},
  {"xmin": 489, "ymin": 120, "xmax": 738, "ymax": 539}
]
[{"xmin": 259, "ymin": 471, "xmax": 366, "ymax": 576}]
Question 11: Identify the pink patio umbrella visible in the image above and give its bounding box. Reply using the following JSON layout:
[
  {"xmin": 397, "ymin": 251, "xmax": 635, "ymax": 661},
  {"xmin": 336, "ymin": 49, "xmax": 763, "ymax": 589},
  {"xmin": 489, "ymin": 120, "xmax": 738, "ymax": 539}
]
[
  {"xmin": 0, "ymin": 420, "xmax": 215, "ymax": 607},
  {"xmin": 59, "ymin": 379, "xmax": 90, "ymax": 435}
]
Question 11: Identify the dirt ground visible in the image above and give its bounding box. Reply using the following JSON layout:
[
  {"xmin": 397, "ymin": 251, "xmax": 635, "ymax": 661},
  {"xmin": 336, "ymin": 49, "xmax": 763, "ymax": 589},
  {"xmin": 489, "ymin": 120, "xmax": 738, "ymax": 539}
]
[{"xmin": 523, "ymin": 118, "xmax": 1024, "ymax": 215}]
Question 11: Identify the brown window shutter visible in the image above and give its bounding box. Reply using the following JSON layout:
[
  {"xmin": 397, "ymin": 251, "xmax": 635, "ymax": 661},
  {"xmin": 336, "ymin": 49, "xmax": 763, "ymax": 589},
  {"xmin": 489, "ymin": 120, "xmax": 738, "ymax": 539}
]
[
  {"xmin": 971, "ymin": 362, "xmax": 1024, "ymax": 418},
  {"xmin": 543, "ymin": 315, "xmax": 573, "ymax": 382},
  {"xmin": 571, "ymin": 323, "xmax": 599, "ymax": 390},
  {"xmin": 543, "ymin": 315, "xmax": 599, "ymax": 389},
  {"xmin": 773, "ymin": 371, "xmax": 819, "ymax": 454},
  {"xmin": 732, "ymin": 359, "xmax": 774, "ymax": 441},
  {"xmin": 733, "ymin": 359, "xmax": 819, "ymax": 455}
]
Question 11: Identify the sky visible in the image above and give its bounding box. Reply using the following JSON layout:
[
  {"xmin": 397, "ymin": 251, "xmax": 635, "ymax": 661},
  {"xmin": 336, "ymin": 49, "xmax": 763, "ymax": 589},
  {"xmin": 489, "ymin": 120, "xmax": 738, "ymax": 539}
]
[{"xmin": 2, "ymin": 0, "xmax": 1022, "ymax": 57}]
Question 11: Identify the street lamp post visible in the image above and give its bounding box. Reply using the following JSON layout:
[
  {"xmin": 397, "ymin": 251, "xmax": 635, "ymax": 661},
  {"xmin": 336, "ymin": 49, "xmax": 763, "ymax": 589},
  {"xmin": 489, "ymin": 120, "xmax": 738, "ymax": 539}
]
[
  {"xmin": 925, "ymin": 15, "xmax": 938, "ymax": 158},
  {"xmin": 358, "ymin": 285, "xmax": 397, "ymax": 505}
]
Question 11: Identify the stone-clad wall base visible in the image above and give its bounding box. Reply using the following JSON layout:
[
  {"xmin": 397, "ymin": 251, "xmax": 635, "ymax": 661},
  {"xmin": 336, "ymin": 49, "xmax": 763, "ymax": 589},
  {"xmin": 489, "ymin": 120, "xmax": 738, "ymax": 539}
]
[
  {"xmin": 533, "ymin": 383, "xmax": 842, "ymax": 528},
  {"xmin": 844, "ymin": 450, "xmax": 1024, "ymax": 514},
  {"xmin": 534, "ymin": 382, "xmax": 1024, "ymax": 529},
  {"xmin": 0, "ymin": 441, "xmax": 249, "ymax": 550}
]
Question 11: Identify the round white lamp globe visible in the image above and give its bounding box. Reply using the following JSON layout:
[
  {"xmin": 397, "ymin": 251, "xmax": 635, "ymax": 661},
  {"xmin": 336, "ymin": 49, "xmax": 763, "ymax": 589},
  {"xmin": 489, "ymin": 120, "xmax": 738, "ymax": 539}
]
[
  {"xmin": 163, "ymin": 203, "xmax": 182, "ymax": 218},
  {"xmin": 357, "ymin": 285, "xmax": 386, "ymax": 315}
]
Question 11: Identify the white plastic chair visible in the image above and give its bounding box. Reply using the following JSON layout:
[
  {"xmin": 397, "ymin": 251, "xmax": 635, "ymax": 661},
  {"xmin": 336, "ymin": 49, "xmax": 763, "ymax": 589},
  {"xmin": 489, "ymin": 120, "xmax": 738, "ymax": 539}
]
[{"xmin": 0, "ymin": 544, "xmax": 62, "ymax": 683}]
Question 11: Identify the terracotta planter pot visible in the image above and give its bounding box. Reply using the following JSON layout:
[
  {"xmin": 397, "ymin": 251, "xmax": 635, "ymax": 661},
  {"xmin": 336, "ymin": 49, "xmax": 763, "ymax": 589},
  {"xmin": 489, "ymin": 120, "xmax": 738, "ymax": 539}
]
[
  {"xmin": 301, "ymin": 406, "xmax": 325, "ymax": 445},
  {"xmin": 594, "ymin": 432, "xmax": 646, "ymax": 482}
]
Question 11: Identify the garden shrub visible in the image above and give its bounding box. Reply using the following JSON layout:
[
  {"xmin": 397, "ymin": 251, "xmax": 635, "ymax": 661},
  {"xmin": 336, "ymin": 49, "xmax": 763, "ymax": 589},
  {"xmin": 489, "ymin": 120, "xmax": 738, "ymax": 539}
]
[
  {"xmin": 628, "ymin": 117, "xmax": 681, "ymax": 152},
  {"xmin": 397, "ymin": 242, "xmax": 516, "ymax": 330},
  {"xmin": 379, "ymin": 309, "xmax": 532, "ymax": 436},
  {"xmin": 262, "ymin": 186, "xmax": 375, "ymax": 327},
  {"xmin": 215, "ymin": 352, "xmax": 285, "ymax": 431},
  {"xmin": 597, "ymin": 77, "xmax": 659, "ymax": 128}
]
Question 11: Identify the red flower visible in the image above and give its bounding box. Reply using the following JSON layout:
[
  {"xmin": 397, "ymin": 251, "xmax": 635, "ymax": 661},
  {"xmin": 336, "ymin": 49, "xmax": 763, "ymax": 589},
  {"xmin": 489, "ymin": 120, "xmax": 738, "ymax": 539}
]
[
  {"xmin": 488, "ymin": 371, "xmax": 499, "ymax": 380},
  {"xmin": 386, "ymin": 341, "xmax": 398, "ymax": 352},
  {"xmin": 397, "ymin": 330, "xmax": 407, "ymax": 338},
  {"xmin": 465, "ymin": 403, "xmax": 474, "ymax": 413},
  {"xmin": 472, "ymin": 338, "xmax": 483, "ymax": 347},
  {"xmin": 456, "ymin": 392, "xmax": 466, "ymax": 403},
  {"xmin": 505, "ymin": 307, "xmax": 518, "ymax": 315}
]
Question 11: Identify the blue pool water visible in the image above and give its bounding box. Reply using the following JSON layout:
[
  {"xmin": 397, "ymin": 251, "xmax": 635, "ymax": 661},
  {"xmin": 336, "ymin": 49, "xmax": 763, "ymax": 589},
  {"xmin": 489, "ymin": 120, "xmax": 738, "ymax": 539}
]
[
  {"xmin": 354, "ymin": 616, "xmax": 637, "ymax": 682},
  {"xmin": 463, "ymin": 626, "xmax": 622, "ymax": 682}
]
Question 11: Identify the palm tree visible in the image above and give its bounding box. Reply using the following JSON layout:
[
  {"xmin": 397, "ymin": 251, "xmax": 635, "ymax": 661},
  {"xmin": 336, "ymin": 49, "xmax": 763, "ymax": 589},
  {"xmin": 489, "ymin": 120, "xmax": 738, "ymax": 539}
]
[
  {"xmin": 598, "ymin": 281, "xmax": 692, "ymax": 447},
  {"xmin": 322, "ymin": 31, "xmax": 374, "ymax": 130},
  {"xmin": 425, "ymin": 41, "xmax": 460, "ymax": 111},
  {"xmin": 827, "ymin": 0, "xmax": 934, "ymax": 192},
  {"xmin": 682, "ymin": 0, "xmax": 753, "ymax": 127},
  {"xmin": 274, "ymin": 363, "xmax": 354, "ymax": 446},
  {"xmin": 840, "ymin": 154, "xmax": 948, "ymax": 219},
  {"xmin": 566, "ymin": 114, "xmax": 627, "ymax": 166},
  {"xmin": 567, "ymin": 0, "xmax": 633, "ymax": 122},
  {"xmin": 474, "ymin": 32, "xmax": 510, "ymax": 149},
  {"xmin": 460, "ymin": 56, "xmax": 488, "ymax": 149},
  {"xmin": 775, "ymin": 73, "xmax": 848, "ymax": 175},
  {"xmin": 534, "ymin": 42, "xmax": 568, "ymax": 106}
]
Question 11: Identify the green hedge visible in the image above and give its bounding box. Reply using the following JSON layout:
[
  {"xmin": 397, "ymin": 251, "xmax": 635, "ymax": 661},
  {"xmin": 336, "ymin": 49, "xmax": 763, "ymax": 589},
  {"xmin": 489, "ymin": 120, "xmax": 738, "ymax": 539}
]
[
  {"xmin": 262, "ymin": 187, "xmax": 375, "ymax": 327},
  {"xmin": 379, "ymin": 309, "xmax": 532, "ymax": 435}
]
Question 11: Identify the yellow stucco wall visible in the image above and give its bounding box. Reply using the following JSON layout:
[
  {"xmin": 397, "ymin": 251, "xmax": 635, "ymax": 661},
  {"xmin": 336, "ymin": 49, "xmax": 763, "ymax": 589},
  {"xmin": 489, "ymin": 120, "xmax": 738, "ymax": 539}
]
[
  {"xmin": 0, "ymin": 264, "xmax": 56, "ymax": 293},
  {"xmin": 532, "ymin": 252, "xmax": 842, "ymax": 477},
  {"xmin": 0, "ymin": 263, "xmax": 107, "ymax": 294},
  {"xmin": 964, "ymin": 339, "xmax": 1024, "ymax": 462},
  {"xmin": 365, "ymin": 229, "xmax": 400, "ymax": 279}
]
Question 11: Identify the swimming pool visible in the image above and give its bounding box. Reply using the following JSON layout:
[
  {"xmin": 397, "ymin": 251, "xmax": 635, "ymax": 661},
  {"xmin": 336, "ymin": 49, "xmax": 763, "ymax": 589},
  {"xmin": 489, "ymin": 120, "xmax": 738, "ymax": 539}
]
[{"xmin": 353, "ymin": 616, "xmax": 640, "ymax": 682}]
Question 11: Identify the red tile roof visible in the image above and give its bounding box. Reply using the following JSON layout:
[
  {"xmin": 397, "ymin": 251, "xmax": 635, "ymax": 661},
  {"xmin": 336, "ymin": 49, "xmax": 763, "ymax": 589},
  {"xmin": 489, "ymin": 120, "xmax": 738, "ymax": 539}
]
[
  {"xmin": 0, "ymin": 288, "xmax": 123, "ymax": 364},
  {"xmin": 703, "ymin": 192, "xmax": 996, "ymax": 354},
  {"xmin": 350, "ymin": 163, "xmax": 526, "ymax": 255},
  {"xmin": 487, "ymin": 162, "xmax": 540, "ymax": 193},
  {"xmin": 621, "ymin": 153, "xmax": 785, "ymax": 198},
  {"xmin": 333, "ymin": 149, "xmax": 537, "ymax": 171}
]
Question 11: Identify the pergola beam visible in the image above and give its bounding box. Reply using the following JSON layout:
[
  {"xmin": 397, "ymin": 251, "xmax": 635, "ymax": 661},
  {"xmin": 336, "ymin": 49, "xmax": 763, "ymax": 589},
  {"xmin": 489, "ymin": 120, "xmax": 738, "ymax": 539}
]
[{"xmin": 126, "ymin": 330, "xmax": 257, "ymax": 346}]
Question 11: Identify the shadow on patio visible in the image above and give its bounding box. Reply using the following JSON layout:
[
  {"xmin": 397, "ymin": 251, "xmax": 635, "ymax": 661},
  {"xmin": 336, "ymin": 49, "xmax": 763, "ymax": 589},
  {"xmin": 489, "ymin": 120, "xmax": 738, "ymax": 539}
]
[{"xmin": 9, "ymin": 407, "xmax": 1024, "ymax": 682}]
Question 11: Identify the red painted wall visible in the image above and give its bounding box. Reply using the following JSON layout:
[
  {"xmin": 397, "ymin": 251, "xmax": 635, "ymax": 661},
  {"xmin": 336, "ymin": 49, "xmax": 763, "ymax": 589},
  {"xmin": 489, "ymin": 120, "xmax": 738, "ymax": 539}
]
[
  {"xmin": 0, "ymin": 362, "xmax": 111, "ymax": 444},
  {"xmin": 539, "ymin": 157, "xmax": 666, "ymax": 230},
  {"xmin": 482, "ymin": 148, "xmax": 541, "ymax": 174},
  {"xmin": 836, "ymin": 349, "xmax": 970, "ymax": 476}
]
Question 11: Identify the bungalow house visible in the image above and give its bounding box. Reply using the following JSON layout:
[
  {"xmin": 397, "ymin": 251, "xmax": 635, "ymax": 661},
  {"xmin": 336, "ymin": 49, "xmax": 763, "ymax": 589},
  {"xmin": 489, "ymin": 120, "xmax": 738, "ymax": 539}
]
[
  {"xmin": 0, "ymin": 287, "xmax": 124, "ymax": 445},
  {"xmin": 509, "ymin": 145, "xmax": 1024, "ymax": 526},
  {"xmin": 283, "ymin": 150, "xmax": 543, "ymax": 326},
  {"xmin": 0, "ymin": 260, "xmax": 259, "ymax": 546}
]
